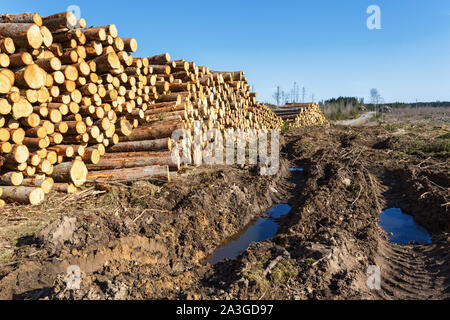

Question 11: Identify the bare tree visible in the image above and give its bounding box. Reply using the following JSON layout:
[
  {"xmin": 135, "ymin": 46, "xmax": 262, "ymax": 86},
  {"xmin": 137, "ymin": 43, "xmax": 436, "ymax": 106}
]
[
  {"xmin": 272, "ymin": 86, "xmax": 281, "ymax": 106},
  {"xmin": 370, "ymin": 88, "xmax": 382, "ymax": 104},
  {"xmin": 370, "ymin": 88, "xmax": 382, "ymax": 114}
]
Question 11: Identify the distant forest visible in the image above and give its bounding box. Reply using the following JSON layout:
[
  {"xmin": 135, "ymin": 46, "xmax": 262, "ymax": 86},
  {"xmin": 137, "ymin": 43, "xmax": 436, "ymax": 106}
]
[
  {"xmin": 365, "ymin": 101, "xmax": 450, "ymax": 108},
  {"xmin": 264, "ymin": 96, "xmax": 450, "ymax": 121}
]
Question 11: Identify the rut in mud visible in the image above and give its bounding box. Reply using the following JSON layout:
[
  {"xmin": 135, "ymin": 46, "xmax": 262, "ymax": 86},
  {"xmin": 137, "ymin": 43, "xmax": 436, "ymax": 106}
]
[{"xmin": 0, "ymin": 124, "xmax": 448, "ymax": 300}]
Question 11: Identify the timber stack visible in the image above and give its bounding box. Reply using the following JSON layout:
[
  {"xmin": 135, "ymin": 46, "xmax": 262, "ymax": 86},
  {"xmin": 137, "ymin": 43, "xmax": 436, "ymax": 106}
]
[
  {"xmin": 0, "ymin": 11, "xmax": 282, "ymax": 206},
  {"xmin": 274, "ymin": 103, "xmax": 329, "ymax": 128}
]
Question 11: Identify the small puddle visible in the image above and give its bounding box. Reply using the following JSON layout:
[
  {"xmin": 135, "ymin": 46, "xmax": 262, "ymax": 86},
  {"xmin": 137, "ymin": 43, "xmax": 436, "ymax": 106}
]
[
  {"xmin": 290, "ymin": 167, "xmax": 304, "ymax": 172},
  {"xmin": 207, "ymin": 204, "xmax": 292, "ymax": 264},
  {"xmin": 379, "ymin": 208, "xmax": 432, "ymax": 245}
]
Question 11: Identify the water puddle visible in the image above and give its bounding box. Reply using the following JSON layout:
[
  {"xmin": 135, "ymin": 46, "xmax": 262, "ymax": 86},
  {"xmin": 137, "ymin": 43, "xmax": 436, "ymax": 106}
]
[
  {"xmin": 290, "ymin": 168, "xmax": 304, "ymax": 172},
  {"xmin": 207, "ymin": 204, "xmax": 292, "ymax": 264},
  {"xmin": 379, "ymin": 208, "xmax": 432, "ymax": 245}
]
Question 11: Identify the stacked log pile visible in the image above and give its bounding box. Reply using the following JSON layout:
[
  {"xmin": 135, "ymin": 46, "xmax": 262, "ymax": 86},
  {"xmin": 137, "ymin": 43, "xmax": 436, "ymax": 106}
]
[
  {"xmin": 0, "ymin": 11, "xmax": 282, "ymax": 206},
  {"xmin": 274, "ymin": 103, "xmax": 329, "ymax": 128}
]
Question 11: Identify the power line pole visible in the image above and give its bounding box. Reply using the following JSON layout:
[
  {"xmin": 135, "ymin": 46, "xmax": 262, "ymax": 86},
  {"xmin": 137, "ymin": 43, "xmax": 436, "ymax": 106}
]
[
  {"xmin": 276, "ymin": 86, "xmax": 280, "ymax": 106},
  {"xmin": 293, "ymin": 82, "xmax": 297, "ymax": 103},
  {"xmin": 302, "ymin": 87, "xmax": 305, "ymax": 103}
]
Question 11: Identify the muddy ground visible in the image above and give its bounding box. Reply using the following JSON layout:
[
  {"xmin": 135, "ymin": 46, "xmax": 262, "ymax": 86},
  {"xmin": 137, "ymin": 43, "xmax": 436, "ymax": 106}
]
[{"xmin": 0, "ymin": 111, "xmax": 448, "ymax": 300}]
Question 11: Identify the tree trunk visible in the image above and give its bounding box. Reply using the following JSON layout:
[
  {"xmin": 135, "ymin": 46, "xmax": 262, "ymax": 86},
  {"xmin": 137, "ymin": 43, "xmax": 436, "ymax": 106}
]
[
  {"xmin": 86, "ymin": 165, "xmax": 170, "ymax": 183},
  {"xmin": 0, "ymin": 186, "xmax": 44, "ymax": 205},
  {"xmin": 108, "ymin": 138, "xmax": 172, "ymax": 152},
  {"xmin": 51, "ymin": 159, "xmax": 87, "ymax": 187},
  {"xmin": 87, "ymin": 151, "xmax": 180, "ymax": 170},
  {"xmin": 0, "ymin": 23, "xmax": 43, "ymax": 49}
]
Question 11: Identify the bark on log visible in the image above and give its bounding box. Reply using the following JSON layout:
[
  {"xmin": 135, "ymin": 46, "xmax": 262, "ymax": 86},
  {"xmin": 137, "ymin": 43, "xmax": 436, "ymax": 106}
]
[
  {"xmin": 0, "ymin": 186, "xmax": 44, "ymax": 205},
  {"xmin": 87, "ymin": 151, "xmax": 180, "ymax": 170},
  {"xmin": 50, "ymin": 159, "xmax": 87, "ymax": 187},
  {"xmin": 0, "ymin": 23, "xmax": 43, "ymax": 49},
  {"xmin": 15, "ymin": 64, "xmax": 47, "ymax": 89},
  {"xmin": 86, "ymin": 165, "xmax": 170, "ymax": 183},
  {"xmin": 0, "ymin": 171, "xmax": 23, "ymax": 186},
  {"xmin": 108, "ymin": 138, "xmax": 172, "ymax": 152},
  {"xmin": 0, "ymin": 13, "xmax": 42, "ymax": 26},
  {"xmin": 42, "ymin": 12, "xmax": 77, "ymax": 31}
]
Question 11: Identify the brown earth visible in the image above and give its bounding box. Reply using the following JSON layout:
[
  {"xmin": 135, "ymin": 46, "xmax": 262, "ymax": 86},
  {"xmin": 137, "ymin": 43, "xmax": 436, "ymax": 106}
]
[{"xmin": 0, "ymin": 113, "xmax": 448, "ymax": 300}]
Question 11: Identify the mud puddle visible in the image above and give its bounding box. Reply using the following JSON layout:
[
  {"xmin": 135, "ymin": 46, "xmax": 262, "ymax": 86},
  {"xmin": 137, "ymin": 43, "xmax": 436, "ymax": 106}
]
[
  {"xmin": 207, "ymin": 204, "xmax": 292, "ymax": 264},
  {"xmin": 379, "ymin": 208, "xmax": 432, "ymax": 245},
  {"xmin": 290, "ymin": 168, "xmax": 304, "ymax": 172}
]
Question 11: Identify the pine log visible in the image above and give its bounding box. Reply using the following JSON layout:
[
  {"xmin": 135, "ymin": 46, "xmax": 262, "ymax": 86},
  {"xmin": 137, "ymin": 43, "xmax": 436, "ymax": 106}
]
[
  {"xmin": 0, "ymin": 72, "xmax": 12, "ymax": 94},
  {"xmin": 122, "ymin": 38, "xmax": 137, "ymax": 52},
  {"xmin": 0, "ymin": 13, "xmax": 42, "ymax": 26},
  {"xmin": 108, "ymin": 138, "xmax": 172, "ymax": 152},
  {"xmin": 15, "ymin": 64, "xmax": 47, "ymax": 89},
  {"xmin": 52, "ymin": 182, "xmax": 77, "ymax": 194},
  {"xmin": 42, "ymin": 12, "xmax": 77, "ymax": 31},
  {"xmin": 51, "ymin": 159, "xmax": 87, "ymax": 187},
  {"xmin": 21, "ymin": 176, "xmax": 53, "ymax": 194},
  {"xmin": 0, "ymin": 23, "xmax": 43, "ymax": 49},
  {"xmin": 87, "ymin": 151, "xmax": 180, "ymax": 170},
  {"xmin": 0, "ymin": 171, "xmax": 23, "ymax": 186},
  {"xmin": 0, "ymin": 186, "xmax": 45, "ymax": 205},
  {"xmin": 86, "ymin": 165, "xmax": 170, "ymax": 183},
  {"xmin": 147, "ymin": 53, "xmax": 171, "ymax": 65}
]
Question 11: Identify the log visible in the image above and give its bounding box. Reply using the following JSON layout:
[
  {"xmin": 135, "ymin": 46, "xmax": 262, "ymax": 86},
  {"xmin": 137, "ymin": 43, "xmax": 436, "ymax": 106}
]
[
  {"xmin": 86, "ymin": 151, "xmax": 180, "ymax": 171},
  {"xmin": 0, "ymin": 186, "xmax": 44, "ymax": 205},
  {"xmin": 92, "ymin": 52, "xmax": 120, "ymax": 73},
  {"xmin": 0, "ymin": 171, "xmax": 23, "ymax": 186},
  {"xmin": 122, "ymin": 38, "xmax": 137, "ymax": 52},
  {"xmin": 120, "ymin": 124, "xmax": 183, "ymax": 141},
  {"xmin": 107, "ymin": 138, "xmax": 172, "ymax": 152},
  {"xmin": 5, "ymin": 144, "xmax": 29, "ymax": 164},
  {"xmin": 42, "ymin": 12, "xmax": 77, "ymax": 31},
  {"xmin": 52, "ymin": 182, "xmax": 77, "ymax": 194},
  {"xmin": 0, "ymin": 23, "xmax": 43, "ymax": 49},
  {"xmin": 12, "ymin": 97, "xmax": 33, "ymax": 119},
  {"xmin": 0, "ymin": 37, "xmax": 15, "ymax": 54},
  {"xmin": 22, "ymin": 176, "xmax": 53, "ymax": 194},
  {"xmin": 40, "ymin": 26, "xmax": 53, "ymax": 47},
  {"xmin": 0, "ymin": 72, "xmax": 12, "ymax": 94},
  {"xmin": 0, "ymin": 13, "xmax": 42, "ymax": 26},
  {"xmin": 0, "ymin": 53, "xmax": 10, "ymax": 67},
  {"xmin": 86, "ymin": 165, "xmax": 170, "ymax": 183},
  {"xmin": 15, "ymin": 64, "xmax": 47, "ymax": 89},
  {"xmin": 147, "ymin": 53, "xmax": 171, "ymax": 65},
  {"xmin": 51, "ymin": 159, "xmax": 87, "ymax": 187}
]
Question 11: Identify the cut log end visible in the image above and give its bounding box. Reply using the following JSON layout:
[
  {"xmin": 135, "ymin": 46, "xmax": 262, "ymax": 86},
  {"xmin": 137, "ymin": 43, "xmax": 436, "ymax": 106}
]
[{"xmin": 70, "ymin": 159, "xmax": 88, "ymax": 187}]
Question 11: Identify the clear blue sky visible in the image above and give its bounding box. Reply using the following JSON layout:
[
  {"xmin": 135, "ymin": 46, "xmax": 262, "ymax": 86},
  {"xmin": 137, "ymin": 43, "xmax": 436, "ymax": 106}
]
[{"xmin": 3, "ymin": 0, "xmax": 450, "ymax": 103}]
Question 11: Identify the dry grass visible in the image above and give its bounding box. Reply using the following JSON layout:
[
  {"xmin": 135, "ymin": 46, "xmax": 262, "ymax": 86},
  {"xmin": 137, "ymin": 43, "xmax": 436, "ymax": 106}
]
[
  {"xmin": 322, "ymin": 102, "xmax": 361, "ymax": 121},
  {"xmin": 386, "ymin": 107, "xmax": 449, "ymax": 124},
  {"xmin": 0, "ymin": 188, "xmax": 108, "ymax": 264}
]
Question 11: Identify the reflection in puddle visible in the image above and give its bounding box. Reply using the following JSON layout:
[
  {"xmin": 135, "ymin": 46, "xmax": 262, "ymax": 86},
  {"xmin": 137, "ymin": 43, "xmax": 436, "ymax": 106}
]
[
  {"xmin": 290, "ymin": 168, "xmax": 304, "ymax": 172},
  {"xmin": 207, "ymin": 204, "xmax": 292, "ymax": 264},
  {"xmin": 379, "ymin": 208, "xmax": 432, "ymax": 245}
]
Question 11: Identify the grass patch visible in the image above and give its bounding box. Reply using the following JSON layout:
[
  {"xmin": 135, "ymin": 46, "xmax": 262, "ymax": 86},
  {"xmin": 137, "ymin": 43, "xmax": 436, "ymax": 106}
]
[
  {"xmin": 305, "ymin": 258, "xmax": 316, "ymax": 266},
  {"xmin": 270, "ymin": 259, "xmax": 298, "ymax": 284},
  {"xmin": 348, "ymin": 183, "xmax": 361, "ymax": 197},
  {"xmin": 281, "ymin": 122, "xmax": 291, "ymax": 133},
  {"xmin": 242, "ymin": 254, "xmax": 270, "ymax": 289}
]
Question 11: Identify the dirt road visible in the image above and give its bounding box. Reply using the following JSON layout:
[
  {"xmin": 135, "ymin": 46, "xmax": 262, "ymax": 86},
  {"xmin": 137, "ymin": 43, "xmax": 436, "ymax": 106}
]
[
  {"xmin": 335, "ymin": 112, "xmax": 376, "ymax": 126},
  {"xmin": 0, "ymin": 117, "xmax": 448, "ymax": 300}
]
